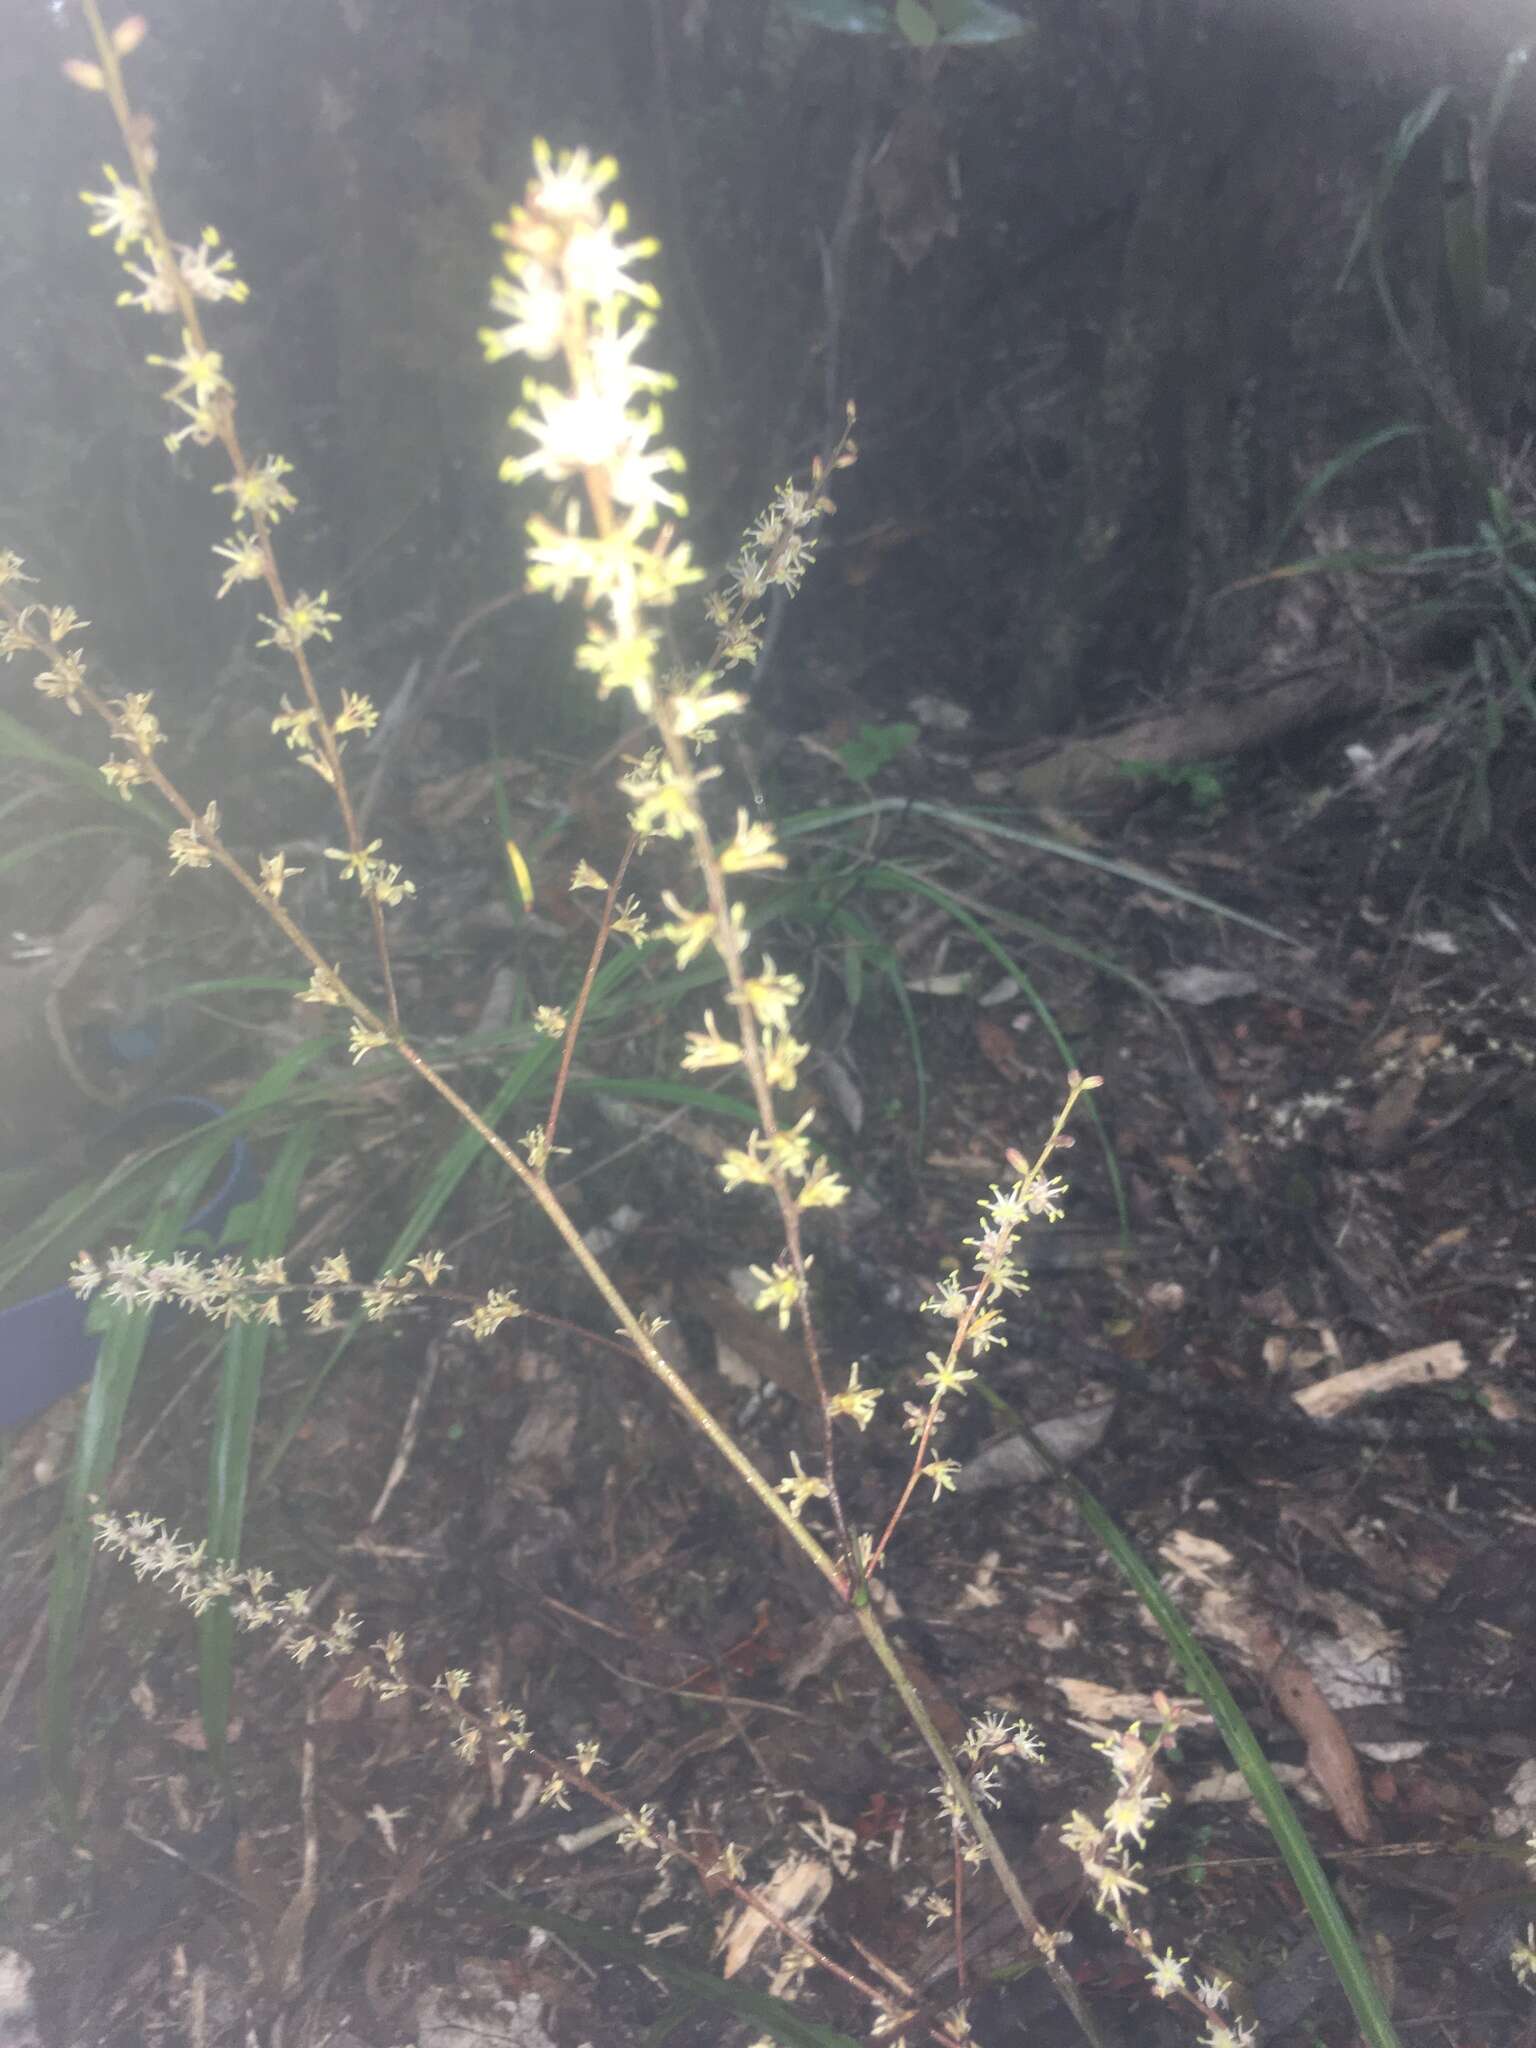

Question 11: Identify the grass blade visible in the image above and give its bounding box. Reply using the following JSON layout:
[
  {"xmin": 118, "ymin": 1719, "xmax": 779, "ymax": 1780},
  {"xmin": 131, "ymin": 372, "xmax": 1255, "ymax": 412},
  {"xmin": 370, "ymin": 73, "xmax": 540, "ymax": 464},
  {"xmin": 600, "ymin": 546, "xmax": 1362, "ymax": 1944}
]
[
  {"xmin": 0, "ymin": 824, "xmax": 125, "ymax": 880},
  {"xmin": 199, "ymin": 1122, "xmax": 316, "ymax": 1764},
  {"xmin": 973, "ymin": 1371, "xmax": 1402, "ymax": 2047},
  {"xmin": 0, "ymin": 1039, "xmax": 336, "ymax": 1306},
  {"xmin": 780, "ymin": 797, "xmax": 1295, "ymax": 943},
  {"xmin": 491, "ymin": 1896, "xmax": 862, "ymax": 2048},
  {"xmin": 45, "ymin": 1131, "xmax": 229, "ymax": 1807},
  {"xmin": 0, "ymin": 703, "xmax": 171, "ymax": 836},
  {"xmin": 865, "ymin": 863, "xmax": 1130, "ymax": 1240},
  {"xmin": 1269, "ymin": 423, "xmax": 1424, "ymax": 558},
  {"xmin": 255, "ymin": 1042, "xmax": 560, "ymax": 1486},
  {"xmin": 1067, "ymin": 1480, "xmax": 1403, "ymax": 2048}
]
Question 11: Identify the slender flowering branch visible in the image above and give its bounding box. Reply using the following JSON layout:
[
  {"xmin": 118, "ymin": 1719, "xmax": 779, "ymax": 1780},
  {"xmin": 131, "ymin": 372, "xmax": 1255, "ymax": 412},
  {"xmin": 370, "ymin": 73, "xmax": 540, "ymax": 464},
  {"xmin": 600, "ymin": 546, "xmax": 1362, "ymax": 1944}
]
[
  {"xmin": 89, "ymin": 1512, "xmax": 981, "ymax": 2048},
  {"xmin": 11, "ymin": 84, "xmax": 1120, "ymax": 2046},
  {"xmin": 868, "ymin": 1076, "xmax": 1097, "ymax": 1578},
  {"xmin": 74, "ymin": 0, "xmax": 401, "ymax": 1026},
  {"xmin": 545, "ymin": 832, "xmax": 639, "ymax": 1150}
]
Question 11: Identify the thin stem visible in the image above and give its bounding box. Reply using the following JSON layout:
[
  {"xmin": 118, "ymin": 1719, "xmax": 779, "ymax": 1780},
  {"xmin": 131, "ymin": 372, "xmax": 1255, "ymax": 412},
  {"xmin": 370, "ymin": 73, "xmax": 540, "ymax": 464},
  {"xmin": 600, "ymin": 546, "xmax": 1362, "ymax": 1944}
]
[
  {"xmin": 850, "ymin": 1602, "xmax": 1106, "ymax": 2048},
  {"xmin": 545, "ymin": 833, "xmax": 637, "ymax": 1150},
  {"xmin": 81, "ymin": 0, "xmax": 399, "ymax": 1030},
  {"xmin": 867, "ymin": 1081, "xmax": 1088, "ymax": 1577}
]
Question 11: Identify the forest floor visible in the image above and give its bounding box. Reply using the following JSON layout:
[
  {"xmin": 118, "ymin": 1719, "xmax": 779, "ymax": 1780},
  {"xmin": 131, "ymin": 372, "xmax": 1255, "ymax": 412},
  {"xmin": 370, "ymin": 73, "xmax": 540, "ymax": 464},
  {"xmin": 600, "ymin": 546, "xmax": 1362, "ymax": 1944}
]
[{"xmin": 3, "ymin": 684, "xmax": 1536, "ymax": 2048}]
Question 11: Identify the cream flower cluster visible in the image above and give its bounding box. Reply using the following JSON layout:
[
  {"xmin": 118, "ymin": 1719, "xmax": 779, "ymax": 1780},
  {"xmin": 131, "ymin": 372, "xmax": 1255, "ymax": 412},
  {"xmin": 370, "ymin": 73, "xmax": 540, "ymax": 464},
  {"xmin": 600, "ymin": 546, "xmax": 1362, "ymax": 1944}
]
[
  {"xmin": 1059, "ymin": 1709, "xmax": 1258, "ymax": 2047},
  {"xmin": 482, "ymin": 140, "xmax": 700, "ymax": 717},
  {"xmin": 78, "ymin": 121, "xmax": 393, "ymax": 829},
  {"xmin": 68, "ymin": 1245, "xmax": 448, "ymax": 1334}
]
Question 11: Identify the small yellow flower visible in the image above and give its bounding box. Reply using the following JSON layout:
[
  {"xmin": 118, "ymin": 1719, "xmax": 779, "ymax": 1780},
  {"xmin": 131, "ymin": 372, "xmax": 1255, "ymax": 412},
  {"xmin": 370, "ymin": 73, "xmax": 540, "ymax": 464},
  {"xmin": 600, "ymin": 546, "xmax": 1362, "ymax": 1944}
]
[
  {"xmin": 216, "ymin": 455, "xmax": 297, "ymax": 525},
  {"xmin": 259, "ymin": 591, "xmax": 340, "ymax": 653},
  {"xmin": 624, "ymin": 759, "xmax": 708, "ymax": 840},
  {"xmin": 106, "ymin": 691, "xmax": 163, "ymax": 754},
  {"xmin": 737, "ymin": 957, "xmax": 802, "ymax": 1033},
  {"xmin": 610, "ymin": 895, "xmax": 648, "ymax": 943},
  {"xmin": 749, "ymin": 1255, "xmax": 807, "ymax": 1332},
  {"xmin": 258, "ymin": 851, "xmax": 304, "ymax": 900},
  {"xmin": 796, "ymin": 1157, "xmax": 849, "ymax": 1209},
  {"xmin": 168, "ymin": 802, "xmax": 219, "ymax": 873},
  {"xmin": 921, "ymin": 1458, "xmax": 961, "ymax": 1501},
  {"xmin": 101, "ymin": 756, "xmax": 148, "ymax": 798},
  {"xmin": 212, "ymin": 533, "xmax": 265, "ymax": 597},
  {"xmin": 656, "ymin": 892, "xmax": 719, "ymax": 969},
  {"xmin": 761, "ymin": 1030, "xmax": 808, "ymax": 1092},
  {"xmin": 179, "ymin": 227, "xmax": 248, "ymax": 305},
  {"xmin": 717, "ymin": 1139, "xmax": 772, "ymax": 1191},
  {"xmin": 669, "ymin": 675, "xmax": 747, "ymax": 738},
  {"xmin": 34, "ymin": 649, "xmax": 88, "ymax": 713},
  {"xmin": 719, "ymin": 810, "xmax": 786, "ymax": 875},
  {"xmin": 919, "ymin": 1353, "xmax": 977, "ymax": 1400},
  {"xmin": 827, "ymin": 1362, "xmax": 881, "ymax": 1431},
  {"xmin": 348, "ymin": 1022, "xmax": 392, "ymax": 1063},
  {"xmin": 775, "ymin": 1450, "xmax": 829, "ymax": 1521},
  {"xmin": 296, "ymin": 963, "xmax": 347, "ymax": 1007},
  {"xmin": 334, "ymin": 689, "xmax": 378, "ymax": 736},
  {"xmin": 148, "ymin": 330, "xmax": 231, "ymax": 408},
  {"xmin": 528, "ymin": 135, "xmax": 618, "ymax": 216},
  {"xmin": 79, "ymin": 164, "xmax": 151, "ymax": 251},
  {"xmin": 680, "ymin": 1010, "xmax": 740, "ymax": 1070},
  {"xmin": 271, "ymin": 698, "xmax": 321, "ymax": 751},
  {"xmin": 1145, "ymin": 1949, "xmax": 1187, "ymax": 2000},
  {"xmin": 453, "ymin": 1289, "xmax": 525, "ymax": 1341}
]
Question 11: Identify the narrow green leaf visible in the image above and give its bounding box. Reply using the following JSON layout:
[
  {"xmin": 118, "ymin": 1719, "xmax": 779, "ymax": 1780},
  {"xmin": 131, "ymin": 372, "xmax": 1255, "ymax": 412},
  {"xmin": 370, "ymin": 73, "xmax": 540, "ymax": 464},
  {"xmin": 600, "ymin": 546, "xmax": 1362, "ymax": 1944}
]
[
  {"xmin": 1067, "ymin": 1481, "xmax": 1404, "ymax": 2048},
  {"xmin": 1484, "ymin": 44, "xmax": 1530, "ymax": 157},
  {"xmin": 933, "ymin": 0, "xmax": 1030, "ymax": 41},
  {"xmin": 0, "ymin": 1036, "xmax": 336, "ymax": 1307},
  {"xmin": 1337, "ymin": 87, "xmax": 1451, "ymax": 292},
  {"xmin": 0, "ymin": 824, "xmax": 124, "ymax": 880},
  {"xmin": 45, "ymin": 1134, "xmax": 227, "ymax": 1806},
  {"xmin": 564, "ymin": 1075, "xmax": 759, "ymax": 1119},
  {"xmin": 1441, "ymin": 119, "xmax": 1488, "ymax": 337},
  {"xmin": 1269, "ymin": 424, "xmax": 1423, "ymax": 557},
  {"xmin": 491, "ymin": 1897, "xmax": 862, "ymax": 2048},
  {"xmin": 780, "ymin": 0, "xmax": 893, "ymax": 33},
  {"xmin": 965, "ymin": 1375, "xmax": 1402, "ymax": 2048},
  {"xmin": 256, "ymin": 1042, "xmax": 559, "ymax": 1486},
  {"xmin": 0, "ymin": 704, "xmax": 171, "ymax": 836},
  {"xmin": 865, "ymin": 863, "xmax": 1130, "ymax": 1240},
  {"xmin": 894, "ymin": 0, "xmax": 939, "ymax": 45},
  {"xmin": 779, "ymin": 797, "xmax": 1296, "ymax": 943},
  {"xmin": 200, "ymin": 1124, "xmax": 316, "ymax": 1764}
]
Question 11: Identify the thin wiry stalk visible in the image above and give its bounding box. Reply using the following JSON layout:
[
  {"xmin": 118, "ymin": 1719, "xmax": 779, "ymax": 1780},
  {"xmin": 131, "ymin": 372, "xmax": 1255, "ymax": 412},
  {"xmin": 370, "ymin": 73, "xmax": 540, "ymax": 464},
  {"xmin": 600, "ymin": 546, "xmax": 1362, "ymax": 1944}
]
[{"xmin": 80, "ymin": 0, "xmax": 400, "ymax": 1030}]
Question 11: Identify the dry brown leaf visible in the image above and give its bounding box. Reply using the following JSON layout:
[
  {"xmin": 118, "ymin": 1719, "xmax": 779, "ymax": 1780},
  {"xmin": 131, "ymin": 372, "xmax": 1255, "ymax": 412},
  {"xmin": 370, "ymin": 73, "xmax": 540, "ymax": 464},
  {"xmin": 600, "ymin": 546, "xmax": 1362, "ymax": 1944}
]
[{"xmin": 1240, "ymin": 1610, "xmax": 1375, "ymax": 1843}]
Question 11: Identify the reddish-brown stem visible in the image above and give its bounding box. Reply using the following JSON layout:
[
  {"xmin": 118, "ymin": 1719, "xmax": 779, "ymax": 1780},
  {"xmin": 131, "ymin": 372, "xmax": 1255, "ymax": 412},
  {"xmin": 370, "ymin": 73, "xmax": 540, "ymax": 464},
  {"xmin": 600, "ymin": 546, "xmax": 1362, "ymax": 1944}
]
[{"xmin": 545, "ymin": 832, "xmax": 637, "ymax": 1150}]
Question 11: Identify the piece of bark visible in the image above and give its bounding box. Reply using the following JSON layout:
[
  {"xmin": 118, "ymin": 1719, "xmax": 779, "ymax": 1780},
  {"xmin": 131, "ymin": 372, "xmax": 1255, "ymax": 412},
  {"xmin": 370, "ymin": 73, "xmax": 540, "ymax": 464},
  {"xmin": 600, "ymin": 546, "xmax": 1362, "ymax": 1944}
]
[{"xmin": 975, "ymin": 659, "xmax": 1378, "ymax": 814}]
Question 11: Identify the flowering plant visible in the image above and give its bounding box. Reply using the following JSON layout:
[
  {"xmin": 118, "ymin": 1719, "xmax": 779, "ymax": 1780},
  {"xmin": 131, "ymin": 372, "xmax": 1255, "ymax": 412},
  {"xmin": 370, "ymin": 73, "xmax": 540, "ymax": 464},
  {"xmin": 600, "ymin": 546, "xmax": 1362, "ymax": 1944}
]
[{"xmin": 2, "ymin": 10, "xmax": 1413, "ymax": 2048}]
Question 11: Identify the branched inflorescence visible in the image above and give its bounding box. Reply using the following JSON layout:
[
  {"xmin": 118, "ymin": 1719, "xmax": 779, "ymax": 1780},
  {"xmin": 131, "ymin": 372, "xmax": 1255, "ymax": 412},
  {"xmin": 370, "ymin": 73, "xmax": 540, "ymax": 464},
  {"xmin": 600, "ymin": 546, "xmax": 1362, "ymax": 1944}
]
[{"xmin": 15, "ymin": 18, "xmax": 1131, "ymax": 2041}]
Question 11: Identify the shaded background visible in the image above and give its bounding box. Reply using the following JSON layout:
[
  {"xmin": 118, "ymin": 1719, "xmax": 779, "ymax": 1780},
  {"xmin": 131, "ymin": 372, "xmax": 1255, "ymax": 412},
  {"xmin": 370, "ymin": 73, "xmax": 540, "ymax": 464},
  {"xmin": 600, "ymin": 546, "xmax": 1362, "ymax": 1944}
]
[{"xmin": 8, "ymin": 0, "xmax": 1536, "ymax": 753}]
